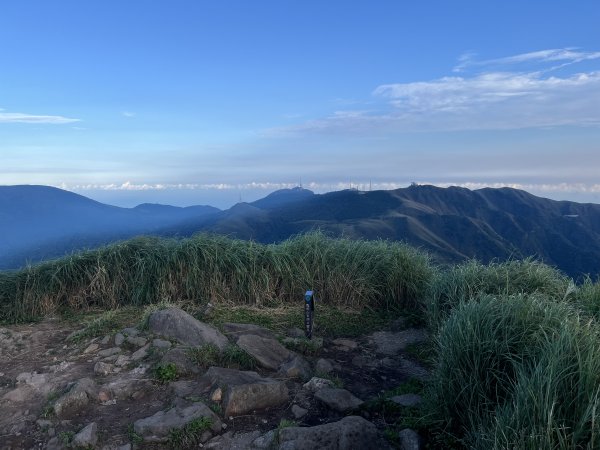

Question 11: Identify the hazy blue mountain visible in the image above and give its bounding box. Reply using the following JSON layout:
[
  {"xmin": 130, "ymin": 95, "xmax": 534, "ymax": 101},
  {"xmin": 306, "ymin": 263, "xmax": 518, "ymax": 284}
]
[{"xmin": 0, "ymin": 185, "xmax": 219, "ymax": 269}]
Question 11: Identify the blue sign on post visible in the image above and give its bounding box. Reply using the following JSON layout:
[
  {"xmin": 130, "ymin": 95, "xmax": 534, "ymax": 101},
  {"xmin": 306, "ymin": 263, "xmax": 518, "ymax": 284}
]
[{"xmin": 304, "ymin": 290, "xmax": 315, "ymax": 339}]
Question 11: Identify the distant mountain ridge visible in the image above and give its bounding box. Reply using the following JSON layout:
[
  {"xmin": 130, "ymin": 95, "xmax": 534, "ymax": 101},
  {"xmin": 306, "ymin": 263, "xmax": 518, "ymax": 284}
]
[
  {"xmin": 1, "ymin": 184, "xmax": 599, "ymax": 278},
  {"xmin": 0, "ymin": 185, "xmax": 219, "ymax": 269}
]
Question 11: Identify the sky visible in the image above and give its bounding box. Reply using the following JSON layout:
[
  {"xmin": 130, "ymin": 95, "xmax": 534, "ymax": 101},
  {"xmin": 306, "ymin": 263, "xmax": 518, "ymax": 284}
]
[{"xmin": 1, "ymin": 0, "xmax": 600, "ymax": 208}]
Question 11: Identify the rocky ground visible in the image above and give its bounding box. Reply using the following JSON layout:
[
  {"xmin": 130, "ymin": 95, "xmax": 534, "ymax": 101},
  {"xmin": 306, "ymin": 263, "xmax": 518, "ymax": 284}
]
[{"xmin": 0, "ymin": 307, "xmax": 431, "ymax": 450}]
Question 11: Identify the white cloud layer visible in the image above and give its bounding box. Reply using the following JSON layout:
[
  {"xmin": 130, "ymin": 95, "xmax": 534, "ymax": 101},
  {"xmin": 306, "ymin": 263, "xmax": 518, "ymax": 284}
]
[
  {"xmin": 58, "ymin": 181, "xmax": 600, "ymax": 195},
  {"xmin": 0, "ymin": 110, "xmax": 80, "ymax": 124}
]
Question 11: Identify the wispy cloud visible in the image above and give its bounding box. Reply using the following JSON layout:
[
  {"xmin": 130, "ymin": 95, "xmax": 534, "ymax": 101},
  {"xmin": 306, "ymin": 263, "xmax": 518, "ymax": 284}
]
[
  {"xmin": 454, "ymin": 48, "xmax": 600, "ymax": 72},
  {"xmin": 121, "ymin": 111, "xmax": 136, "ymax": 118},
  {"xmin": 268, "ymin": 48, "xmax": 600, "ymax": 136},
  {"xmin": 0, "ymin": 110, "xmax": 80, "ymax": 124}
]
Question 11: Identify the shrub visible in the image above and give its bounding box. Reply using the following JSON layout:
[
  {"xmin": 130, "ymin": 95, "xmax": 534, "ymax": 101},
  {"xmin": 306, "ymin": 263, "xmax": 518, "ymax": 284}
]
[
  {"xmin": 429, "ymin": 293, "xmax": 600, "ymax": 449},
  {"xmin": 0, "ymin": 232, "xmax": 433, "ymax": 324},
  {"xmin": 425, "ymin": 259, "xmax": 570, "ymax": 328}
]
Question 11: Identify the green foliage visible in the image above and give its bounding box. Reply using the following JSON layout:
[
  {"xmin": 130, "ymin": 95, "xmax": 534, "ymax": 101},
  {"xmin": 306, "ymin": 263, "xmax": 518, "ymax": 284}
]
[
  {"xmin": 59, "ymin": 430, "xmax": 74, "ymax": 445},
  {"xmin": 126, "ymin": 423, "xmax": 143, "ymax": 445},
  {"xmin": 187, "ymin": 343, "xmax": 256, "ymax": 370},
  {"xmin": 167, "ymin": 417, "xmax": 212, "ymax": 448},
  {"xmin": 154, "ymin": 363, "xmax": 178, "ymax": 383},
  {"xmin": 573, "ymin": 276, "xmax": 600, "ymax": 320},
  {"xmin": 0, "ymin": 232, "xmax": 433, "ymax": 324},
  {"xmin": 220, "ymin": 344, "xmax": 256, "ymax": 370},
  {"xmin": 187, "ymin": 343, "xmax": 221, "ymax": 369},
  {"xmin": 429, "ymin": 293, "xmax": 600, "ymax": 449},
  {"xmin": 66, "ymin": 309, "xmax": 119, "ymax": 342},
  {"xmin": 425, "ymin": 258, "xmax": 571, "ymax": 328}
]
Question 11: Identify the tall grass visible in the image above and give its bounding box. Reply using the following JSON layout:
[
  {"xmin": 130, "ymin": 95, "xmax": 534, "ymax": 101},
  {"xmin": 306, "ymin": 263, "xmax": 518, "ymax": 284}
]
[
  {"xmin": 425, "ymin": 259, "xmax": 571, "ymax": 328},
  {"xmin": 0, "ymin": 232, "xmax": 432, "ymax": 324},
  {"xmin": 429, "ymin": 293, "xmax": 600, "ymax": 449}
]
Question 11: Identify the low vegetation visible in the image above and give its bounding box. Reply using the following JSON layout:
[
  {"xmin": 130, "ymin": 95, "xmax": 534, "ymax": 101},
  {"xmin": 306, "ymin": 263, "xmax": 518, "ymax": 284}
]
[{"xmin": 1, "ymin": 232, "xmax": 600, "ymax": 448}]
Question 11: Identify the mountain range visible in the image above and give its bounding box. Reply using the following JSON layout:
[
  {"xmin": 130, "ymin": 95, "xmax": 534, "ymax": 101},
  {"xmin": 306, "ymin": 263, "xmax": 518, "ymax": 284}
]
[{"xmin": 1, "ymin": 184, "xmax": 599, "ymax": 278}]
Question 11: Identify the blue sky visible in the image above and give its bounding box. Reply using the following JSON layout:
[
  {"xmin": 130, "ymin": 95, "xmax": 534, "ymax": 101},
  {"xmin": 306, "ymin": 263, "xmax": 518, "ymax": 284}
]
[{"xmin": 1, "ymin": 1, "xmax": 600, "ymax": 208}]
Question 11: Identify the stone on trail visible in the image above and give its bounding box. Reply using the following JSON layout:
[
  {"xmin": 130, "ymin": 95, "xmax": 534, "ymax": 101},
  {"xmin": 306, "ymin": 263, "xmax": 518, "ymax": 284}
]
[
  {"xmin": 148, "ymin": 307, "xmax": 229, "ymax": 350},
  {"xmin": 302, "ymin": 377, "xmax": 334, "ymax": 393},
  {"xmin": 222, "ymin": 323, "xmax": 277, "ymax": 341},
  {"xmin": 314, "ymin": 387, "xmax": 364, "ymax": 413},
  {"xmin": 199, "ymin": 367, "xmax": 289, "ymax": 416},
  {"xmin": 98, "ymin": 347, "xmax": 121, "ymax": 357},
  {"xmin": 204, "ymin": 430, "xmax": 262, "ymax": 449},
  {"xmin": 292, "ymin": 404, "xmax": 308, "ymax": 419},
  {"xmin": 54, "ymin": 378, "xmax": 96, "ymax": 418},
  {"xmin": 72, "ymin": 422, "xmax": 98, "ymax": 448},
  {"xmin": 161, "ymin": 347, "xmax": 201, "ymax": 375},
  {"xmin": 331, "ymin": 338, "xmax": 358, "ymax": 351},
  {"xmin": 315, "ymin": 358, "xmax": 334, "ymax": 374},
  {"xmin": 369, "ymin": 328, "xmax": 429, "ymax": 356},
  {"xmin": 236, "ymin": 334, "xmax": 291, "ymax": 370},
  {"xmin": 133, "ymin": 402, "xmax": 222, "ymax": 442},
  {"xmin": 94, "ymin": 361, "xmax": 115, "ymax": 376},
  {"xmin": 278, "ymin": 355, "xmax": 311, "ymax": 380},
  {"xmin": 277, "ymin": 415, "xmax": 390, "ymax": 450},
  {"xmin": 398, "ymin": 428, "xmax": 422, "ymax": 450}
]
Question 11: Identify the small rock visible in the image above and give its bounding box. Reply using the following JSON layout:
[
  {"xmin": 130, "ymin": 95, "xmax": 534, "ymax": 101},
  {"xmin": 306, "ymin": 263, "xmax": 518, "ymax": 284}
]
[
  {"xmin": 114, "ymin": 333, "xmax": 125, "ymax": 346},
  {"xmin": 134, "ymin": 402, "xmax": 222, "ymax": 442},
  {"xmin": 83, "ymin": 343, "xmax": 99, "ymax": 354},
  {"xmin": 398, "ymin": 428, "xmax": 421, "ymax": 450},
  {"xmin": 236, "ymin": 334, "xmax": 291, "ymax": 370},
  {"xmin": 332, "ymin": 338, "xmax": 358, "ymax": 350},
  {"xmin": 94, "ymin": 361, "xmax": 115, "ymax": 376},
  {"xmin": 98, "ymin": 347, "xmax": 121, "ymax": 357},
  {"xmin": 114, "ymin": 354, "xmax": 131, "ymax": 367},
  {"xmin": 148, "ymin": 307, "xmax": 229, "ymax": 350},
  {"xmin": 72, "ymin": 422, "xmax": 98, "ymax": 448},
  {"xmin": 126, "ymin": 336, "xmax": 148, "ymax": 347},
  {"xmin": 152, "ymin": 338, "xmax": 172, "ymax": 349},
  {"xmin": 100, "ymin": 334, "xmax": 111, "ymax": 345},
  {"xmin": 315, "ymin": 358, "xmax": 334, "ymax": 374},
  {"xmin": 278, "ymin": 415, "xmax": 390, "ymax": 450},
  {"xmin": 222, "ymin": 323, "xmax": 277, "ymax": 341},
  {"xmin": 390, "ymin": 394, "xmax": 423, "ymax": 408},
  {"xmin": 252, "ymin": 429, "xmax": 276, "ymax": 449},
  {"xmin": 287, "ymin": 327, "xmax": 305, "ymax": 338},
  {"xmin": 211, "ymin": 387, "xmax": 222, "ymax": 402},
  {"xmin": 161, "ymin": 347, "xmax": 199, "ymax": 375},
  {"xmin": 54, "ymin": 378, "xmax": 96, "ymax": 418},
  {"xmin": 314, "ymin": 387, "xmax": 364, "ymax": 413},
  {"xmin": 369, "ymin": 329, "xmax": 429, "ymax": 356},
  {"xmin": 302, "ymin": 377, "xmax": 334, "ymax": 393},
  {"xmin": 131, "ymin": 343, "xmax": 150, "ymax": 361},
  {"xmin": 291, "ymin": 404, "xmax": 308, "ymax": 419},
  {"xmin": 121, "ymin": 327, "xmax": 139, "ymax": 337},
  {"xmin": 278, "ymin": 355, "xmax": 311, "ymax": 380}
]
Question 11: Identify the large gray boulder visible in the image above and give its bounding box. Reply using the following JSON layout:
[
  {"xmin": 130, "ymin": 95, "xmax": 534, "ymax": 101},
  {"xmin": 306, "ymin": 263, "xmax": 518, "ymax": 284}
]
[
  {"xmin": 236, "ymin": 334, "xmax": 291, "ymax": 370},
  {"xmin": 148, "ymin": 307, "xmax": 229, "ymax": 350},
  {"xmin": 199, "ymin": 367, "xmax": 289, "ymax": 416},
  {"xmin": 314, "ymin": 388, "xmax": 363, "ymax": 413},
  {"xmin": 277, "ymin": 416, "xmax": 390, "ymax": 450},
  {"xmin": 133, "ymin": 402, "xmax": 222, "ymax": 442}
]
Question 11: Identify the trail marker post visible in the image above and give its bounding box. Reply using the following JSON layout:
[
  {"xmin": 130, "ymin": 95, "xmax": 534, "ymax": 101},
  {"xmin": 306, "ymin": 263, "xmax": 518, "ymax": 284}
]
[{"xmin": 304, "ymin": 290, "xmax": 315, "ymax": 339}]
